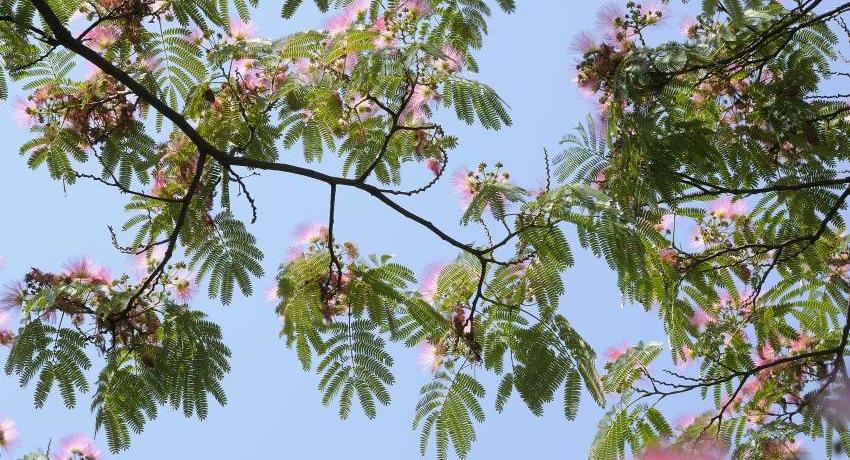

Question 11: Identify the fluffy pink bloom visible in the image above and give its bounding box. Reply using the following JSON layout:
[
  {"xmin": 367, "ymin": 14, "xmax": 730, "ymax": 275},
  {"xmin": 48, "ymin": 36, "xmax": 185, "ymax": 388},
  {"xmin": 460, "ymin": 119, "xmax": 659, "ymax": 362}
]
[
  {"xmin": 639, "ymin": 440, "xmax": 725, "ymax": 460},
  {"xmin": 452, "ymin": 169, "xmax": 476, "ymax": 208},
  {"xmin": 169, "ymin": 269, "xmax": 196, "ymax": 302},
  {"xmin": 571, "ymin": 31, "xmax": 598, "ymax": 55},
  {"xmin": 264, "ymin": 284, "xmax": 280, "ymax": 302},
  {"xmin": 676, "ymin": 414, "xmax": 697, "ymax": 431},
  {"xmin": 133, "ymin": 246, "xmax": 167, "ymax": 278},
  {"xmin": 0, "ymin": 311, "xmax": 13, "ymax": 346},
  {"xmin": 87, "ymin": 25, "xmax": 119, "ymax": 51},
  {"xmin": 323, "ymin": 0, "xmax": 368, "ymax": 35},
  {"xmin": 604, "ymin": 341, "xmax": 629, "ymax": 363},
  {"xmin": 689, "ymin": 308, "xmax": 715, "ymax": 329},
  {"xmin": 419, "ymin": 263, "xmax": 444, "ymax": 303},
  {"xmin": 426, "ymin": 158, "xmax": 441, "ymax": 176},
  {"xmin": 789, "ymin": 333, "xmax": 810, "ymax": 353},
  {"xmin": 753, "ymin": 342, "xmax": 775, "ymax": 366},
  {"xmin": 0, "ymin": 256, "xmax": 5, "ymax": 271},
  {"xmin": 187, "ymin": 26, "xmax": 205, "ymax": 45},
  {"xmin": 294, "ymin": 222, "xmax": 328, "ymax": 245},
  {"xmin": 13, "ymin": 97, "xmax": 38, "ymax": 127},
  {"xmin": 680, "ymin": 17, "xmax": 697, "ymax": 38},
  {"xmin": 400, "ymin": 84, "xmax": 439, "ymax": 125},
  {"xmin": 52, "ymin": 433, "xmax": 101, "ymax": 460},
  {"xmin": 416, "ymin": 341, "xmax": 442, "ymax": 373},
  {"xmin": 434, "ymin": 45, "xmax": 463, "ymax": 73},
  {"xmin": 399, "ymin": 0, "xmax": 433, "ymax": 16},
  {"xmin": 0, "ymin": 416, "xmax": 18, "ymax": 451},
  {"xmin": 654, "ymin": 213, "xmax": 674, "ymax": 232},
  {"xmin": 708, "ymin": 196, "xmax": 747, "ymax": 220},
  {"xmin": 596, "ymin": 2, "xmax": 629, "ymax": 42},
  {"xmin": 64, "ymin": 257, "xmax": 111, "ymax": 285},
  {"xmin": 678, "ymin": 344, "xmax": 694, "ymax": 368},
  {"xmin": 228, "ymin": 18, "xmax": 256, "ymax": 41}
]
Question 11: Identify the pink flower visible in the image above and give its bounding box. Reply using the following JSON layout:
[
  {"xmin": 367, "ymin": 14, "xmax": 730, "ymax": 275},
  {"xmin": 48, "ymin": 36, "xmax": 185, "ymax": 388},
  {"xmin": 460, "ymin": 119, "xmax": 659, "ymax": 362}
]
[
  {"xmin": 689, "ymin": 308, "xmax": 715, "ymax": 329},
  {"xmin": 228, "ymin": 18, "xmax": 256, "ymax": 41},
  {"xmin": 675, "ymin": 414, "xmax": 696, "ymax": 431},
  {"xmin": 452, "ymin": 168, "xmax": 476, "ymax": 208},
  {"xmin": 64, "ymin": 257, "xmax": 111, "ymax": 285},
  {"xmin": 654, "ymin": 213, "xmax": 674, "ymax": 232},
  {"xmin": 13, "ymin": 97, "xmax": 37, "ymax": 127},
  {"xmin": 678, "ymin": 344, "xmax": 694, "ymax": 368},
  {"xmin": 169, "ymin": 269, "xmax": 196, "ymax": 302},
  {"xmin": 133, "ymin": 246, "xmax": 167, "ymax": 278},
  {"xmin": 0, "ymin": 256, "xmax": 5, "ymax": 271},
  {"xmin": 419, "ymin": 263, "xmax": 444, "ymax": 303},
  {"xmin": 400, "ymin": 84, "xmax": 439, "ymax": 125},
  {"xmin": 434, "ymin": 45, "xmax": 463, "ymax": 73},
  {"xmin": 264, "ymin": 284, "xmax": 280, "ymax": 302},
  {"xmin": 0, "ymin": 416, "xmax": 18, "ymax": 451},
  {"xmin": 596, "ymin": 2, "xmax": 630, "ymax": 42},
  {"xmin": 680, "ymin": 17, "xmax": 697, "ymax": 38},
  {"xmin": 789, "ymin": 333, "xmax": 810, "ymax": 353},
  {"xmin": 399, "ymin": 0, "xmax": 433, "ymax": 16},
  {"xmin": 604, "ymin": 341, "xmax": 629, "ymax": 363},
  {"xmin": 753, "ymin": 342, "xmax": 775, "ymax": 366},
  {"xmin": 708, "ymin": 196, "xmax": 747, "ymax": 221},
  {"xmin": 323, "ymin": 0, "xmax": 368, "ymax": 35},
  {"xmin": 0, "ymin": 311, "xmax": 13, "ymax": 346},
  {"xmin": 416, "ymin": 341, "xmax": 442, "ymax": 373},
  {"xmin": 187, "ymin": 26, "xmax": 205, "ymax": 45},
  {"xmin": 426, "ymin": 158, "xmax": 441, "ymax": 176},
  {"xmin": 0, "ymin": 281, "xmax": 25, "ymax": 311},
  {"xmin": 293, "ymin": 222, "xmax": 328, "ymax": 245},
  {"xmin": 639, "ymin": 440, "xmax": 725, "ymax": 460},
  {"xmin": 87, "ymin": 25, "xmax": 119, "ymax": 51},
  {"xmin": 52, "ymin": 433, "xmax": 101, "ymax": 460},
  {"xmin": 571, "ymin": 31, "xmax": 598, "ymax": 55}
]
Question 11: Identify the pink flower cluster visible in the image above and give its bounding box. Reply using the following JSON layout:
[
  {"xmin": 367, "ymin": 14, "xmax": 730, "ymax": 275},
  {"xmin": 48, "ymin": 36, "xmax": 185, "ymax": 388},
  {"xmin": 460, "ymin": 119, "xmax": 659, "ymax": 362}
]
[
  {"xmin": 52, "ymin": 433, "xmax": 101, "ymax": 460},
  {"xmin": 418, "ymin": 263, "xmax": 444, "ymax": 304},
  {"xmin": 63, "ymin": 257, "xmax": 112, "ymax": 286},
  {"xmin": 0, "ymin": 416, "xmax": 18, "ymax": 451}
]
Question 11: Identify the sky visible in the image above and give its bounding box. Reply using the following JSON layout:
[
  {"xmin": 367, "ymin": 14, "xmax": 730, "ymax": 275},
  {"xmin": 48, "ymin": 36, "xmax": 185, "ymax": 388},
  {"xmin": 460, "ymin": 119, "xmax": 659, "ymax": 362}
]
[{"xmin": 0, "ymin": 1, "xmax": 825, "ymax": 459}]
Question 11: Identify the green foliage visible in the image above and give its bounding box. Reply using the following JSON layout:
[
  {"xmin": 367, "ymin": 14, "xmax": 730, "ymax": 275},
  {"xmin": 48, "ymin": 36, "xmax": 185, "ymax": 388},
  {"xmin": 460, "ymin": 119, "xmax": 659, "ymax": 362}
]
[
  {"xmin": 414, "ymin": 368, "xmax": 485, "ymax": 460},
  {"xmin": 5, "ymin": 320, "xmax": 91, "ymax": 410}
]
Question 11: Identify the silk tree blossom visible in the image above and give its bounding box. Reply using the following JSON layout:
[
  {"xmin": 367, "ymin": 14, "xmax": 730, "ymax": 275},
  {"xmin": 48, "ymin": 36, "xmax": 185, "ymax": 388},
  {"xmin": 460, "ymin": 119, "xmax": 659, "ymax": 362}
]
[
  {"xmin": 707, "ymin": 196, "xmax": 747, "ymax": 221},
  {"xmin": 689, "ymin": 308, "xmax": 715, "ymax": 329},
  {"xmin": 187, "ymin": 26, "xmax": 204, "ymax": 45},
  {"xmin": 0, "ymin": 256, "xmax": 5, "ymax": 271},
  {"xmin": 0, "ymin": 311, "xmax": 13, "ymax": 346},
  {"xmin": 753, "ymin": 342, "xmax": 775, "ymax": 367},
  {"xmin": 294, "ymin": 222, "xmax": 329, "ymax": 245},
  {"xmin": 399, "ymin": 0, "xmax": 433, "ymax": 16},
  {"xmin": 604, "ymin": 341, "xmax": 630, "ymax": 363},
  {"xmin": 453, "ymin": 168, "xmax": 476, "ymax": 208},
  {"xmin": 63, "ymin": 257, "xmax": 111, "ymax": 285},
  {"xmin": 401, "ymin": 84, "xmax": 439, "ymax": 125},
  {"xmin": 434, "ymin": 46, "xmax": 464, "ymax": 73},
  {"xmin": 416, "ymin": 341, "xmax": 443, "ymax": 373},
  {"xmin": 52, "ymin": 433, "xmax": 101, "ymax": 460},
  {"xmin": 571, "ymin": 31, "xmax": 598, "ymax": 55},
  {"xmin": 678, "ymin": 344, "xmax": 694, "ymax": 369},
  {"xmin": 675, "ymin": 414, "xmax": 697, "ymax": 431},
  {"xmin": 0, "ymin": 416, "xmax": 18, "ymax": 451},
  {"xmin": 169, "ymin": 268, "xmax": 197, "ymax": 302},
  {"xmin": 324, "ymin": 0, "xmax": 369, "ymax": 35},
  {"xmin": 419, "ymin": 263, "xmax": 444, "ymax": 304},
  {"xmin": 228, "ymin": 18, "xmax": 256, "ymax": 41},
  {"xmin": 639, "ymin": 439, "xmax": 725, "ymax": 460},
  {"xmin": 13, "ymin": 97, "xmax": 38, "ymax": 127},
  {"xmin": 680, "ymin": 17, "xmax": 698, "ymax": 38},
  {"xmin": 264, "ymin": 284, "xmax": 280, "ymax": 303},
  {"xmin": 133, "ymin": 245, "xmax": 167, "ymax": 279},
  {"xmin": 87, "ymin": 25, "xmax": 120, "ymax": 51},
  {"xmin": 596, "ymin": 2, "xmax": 632, "ymax": 42}
]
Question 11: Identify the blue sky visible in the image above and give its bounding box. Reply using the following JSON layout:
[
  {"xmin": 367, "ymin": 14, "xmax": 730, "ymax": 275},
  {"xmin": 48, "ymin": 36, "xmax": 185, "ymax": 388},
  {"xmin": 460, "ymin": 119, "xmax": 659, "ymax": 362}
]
[{"xmin": 0, "ymin": 2, "xmax": 743, "ymax": 459}]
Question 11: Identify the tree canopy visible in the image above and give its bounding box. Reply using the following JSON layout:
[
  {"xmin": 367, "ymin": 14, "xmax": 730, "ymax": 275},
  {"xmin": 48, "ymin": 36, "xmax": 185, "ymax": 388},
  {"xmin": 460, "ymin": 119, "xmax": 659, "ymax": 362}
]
[{"xmin": 1, "ymin": 0, "xmax": 850, "ymax": 459}]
